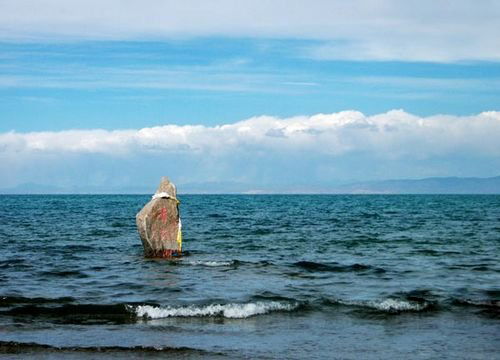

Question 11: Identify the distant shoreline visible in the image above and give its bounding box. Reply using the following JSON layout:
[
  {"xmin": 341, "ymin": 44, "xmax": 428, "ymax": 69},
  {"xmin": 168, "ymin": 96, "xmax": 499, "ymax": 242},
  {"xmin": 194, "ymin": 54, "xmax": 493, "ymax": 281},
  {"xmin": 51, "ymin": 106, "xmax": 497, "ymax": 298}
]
[{"xmin": 1, "ymin": 176, "xmax": 499, "ymax": 195}]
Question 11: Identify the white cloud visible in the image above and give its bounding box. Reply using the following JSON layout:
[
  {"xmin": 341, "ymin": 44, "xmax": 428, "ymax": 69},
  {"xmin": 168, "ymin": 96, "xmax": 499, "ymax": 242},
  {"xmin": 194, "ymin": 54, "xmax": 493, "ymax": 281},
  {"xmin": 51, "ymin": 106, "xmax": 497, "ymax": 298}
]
[
  {"xmin": 1, "ymin": 0, "xmax": 499, "ymax": 62},
  {"xmin": 2, "ymin": 110, "xmax": 500, "ymax": 189},
  {"xmin": 1, "ymin": 110, "xmax": 499, "ymax": 158}
]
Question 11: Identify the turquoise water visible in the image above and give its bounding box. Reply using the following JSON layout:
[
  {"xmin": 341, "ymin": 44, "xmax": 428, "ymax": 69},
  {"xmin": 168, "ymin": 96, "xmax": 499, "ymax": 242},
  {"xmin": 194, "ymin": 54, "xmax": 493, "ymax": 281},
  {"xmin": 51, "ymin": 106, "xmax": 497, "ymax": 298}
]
[{"xmin": 0, "ymin": 195, "xmax": 499, "ymax": 359}]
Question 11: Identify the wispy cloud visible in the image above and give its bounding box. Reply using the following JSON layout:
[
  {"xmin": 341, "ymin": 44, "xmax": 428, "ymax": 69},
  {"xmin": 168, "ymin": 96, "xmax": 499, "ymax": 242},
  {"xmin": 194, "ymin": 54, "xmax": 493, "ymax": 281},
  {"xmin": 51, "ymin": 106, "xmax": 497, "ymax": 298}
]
[
  {"xmin": 352, "ymin": 76, "xmax": 500, "ymax": 90},
  {"xmin": 0, "ymin": 64, "xmax": 316, "ymax": 93},
  {"xmin": 2, "ymin": 60, "xmax": 499, "ymax": 97},
  {"xmin": 305, "ymin": 37, "xmax": 500, "ymax": 63},
  {"xmin": 1, "ymin": 1, "xmax": 499, "ymax": 62}
]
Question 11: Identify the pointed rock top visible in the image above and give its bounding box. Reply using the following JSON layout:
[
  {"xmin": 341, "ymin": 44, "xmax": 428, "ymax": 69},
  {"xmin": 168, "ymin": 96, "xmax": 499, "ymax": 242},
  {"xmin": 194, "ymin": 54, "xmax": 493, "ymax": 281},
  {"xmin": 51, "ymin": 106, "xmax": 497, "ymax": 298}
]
[{"xmin": 155, "ymin": 176, "xmax": 177, "ymax": 197}]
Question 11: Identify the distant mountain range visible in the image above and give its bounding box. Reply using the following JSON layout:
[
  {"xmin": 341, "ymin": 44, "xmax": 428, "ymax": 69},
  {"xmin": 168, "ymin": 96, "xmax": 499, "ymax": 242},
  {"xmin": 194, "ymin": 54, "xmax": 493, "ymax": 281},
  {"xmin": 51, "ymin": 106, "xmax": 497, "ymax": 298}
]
[
  {"xmin": 1, "ymin": 176, "xmax": 499, "ymax": 194},
  {"xmin": 333, "ymin": 176, "xmax": 500, "ymax": 194}
]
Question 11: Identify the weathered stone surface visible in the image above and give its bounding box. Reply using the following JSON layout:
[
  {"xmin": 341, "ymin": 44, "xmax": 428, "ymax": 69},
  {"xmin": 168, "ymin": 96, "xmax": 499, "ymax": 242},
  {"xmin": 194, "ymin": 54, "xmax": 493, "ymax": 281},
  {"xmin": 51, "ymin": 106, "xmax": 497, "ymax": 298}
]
[{"xmin": 136, "ymin": 177, "xmax": 181, "ymax": 257}]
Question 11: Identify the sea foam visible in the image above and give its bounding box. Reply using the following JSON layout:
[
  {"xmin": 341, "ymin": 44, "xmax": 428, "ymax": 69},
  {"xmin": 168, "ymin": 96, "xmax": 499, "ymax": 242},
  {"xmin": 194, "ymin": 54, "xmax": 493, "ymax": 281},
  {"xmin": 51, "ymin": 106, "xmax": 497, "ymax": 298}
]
[
  {"xmin": 368, "ymin": 299, "xmax": 428, "ymax": 312},
  {"xmin": 183, "ymin": 260, "xmax": 234, "ymax": 267},
  {"xmin": 135, "ymin": 301, "xmax": 298, "ymax": 319},
  {"xmin": 336, "ymin": 298, "xmax": 429, "ymax": 312}
]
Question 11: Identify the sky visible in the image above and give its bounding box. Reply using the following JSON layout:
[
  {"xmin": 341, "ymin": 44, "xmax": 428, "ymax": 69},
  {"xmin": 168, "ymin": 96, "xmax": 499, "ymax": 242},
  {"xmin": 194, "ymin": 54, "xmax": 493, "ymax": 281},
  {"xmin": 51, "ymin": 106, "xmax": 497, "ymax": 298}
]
[{"xmin": 1, "ymin": 0, "xmax": 499, "ymax": 192}]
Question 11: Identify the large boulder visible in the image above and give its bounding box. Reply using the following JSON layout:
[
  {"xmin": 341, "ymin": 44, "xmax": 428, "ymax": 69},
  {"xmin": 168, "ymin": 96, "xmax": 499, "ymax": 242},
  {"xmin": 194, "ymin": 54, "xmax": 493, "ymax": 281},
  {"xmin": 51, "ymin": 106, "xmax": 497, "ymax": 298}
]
[{"xmin": 136, "ymin": 177, "xmax": 182, "ymax": 257}]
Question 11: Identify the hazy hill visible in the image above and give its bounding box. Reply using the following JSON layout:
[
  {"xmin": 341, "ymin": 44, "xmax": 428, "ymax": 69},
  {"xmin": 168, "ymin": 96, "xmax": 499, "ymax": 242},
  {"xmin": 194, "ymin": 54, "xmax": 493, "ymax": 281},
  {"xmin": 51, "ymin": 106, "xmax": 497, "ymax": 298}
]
[
  {"xmin": 337, "ymin": 176, "xmax": 500, "ymax": 194},
  {"xmin": 1, "ymin": 176, "xmax": 499, "ymax": 194}
]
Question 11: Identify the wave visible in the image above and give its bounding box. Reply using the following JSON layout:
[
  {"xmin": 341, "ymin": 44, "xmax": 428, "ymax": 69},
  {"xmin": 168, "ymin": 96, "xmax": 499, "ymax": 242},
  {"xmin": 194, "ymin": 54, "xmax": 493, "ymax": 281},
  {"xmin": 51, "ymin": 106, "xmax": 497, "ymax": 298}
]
[
  {"xmin": 452, "ymin": 298, "xmax": 500, "ymax": 318},
  {"xmin": 0, "ymin": 296, "xmax": 298, "ymax": 321},
  {"xmin": 323, "ymin": 298, "xmax": 432, "ymax": 314},
  {"xmin": 452, "ymin": 298, "xmax": 500, "ymax": 308},
  {"xmin": 207, "ymin": 213, "xmax": 226, "ymax": 218},
  {"xmin": 364, "ymin": 299, "xmax": 429, "ymax": 312},
  {"xmin": 294, "ymin": 261, "xmax": 385, "ymax": 273},
  {"xmin": 3, "ymin": 294, "xmax": 497, "ymax": 323},
  {"xmin": 0, "ymin": 258, "xmax": 32, "ymax": 270},
  {"xmin": 179, "ymin": 259, "xmax": 271, "ymax": 267},
  {"xmin": 135, "ymin": 301, "xmax": 299, "ymax": 319},
  {"xmin": 0, "ymin": 302, "xmax": 151, "ymax": 324},
  {"xmin": 182, "ymin": 260, "xmax": 236, "ymax": 267},
  {"xmin": 2, "ymin": 303, "xmax": 132, "ymax": 316},
  {"xmin": 484, "ymin": 289, "xmax": 500, "ymax": 298},
  {"xmin": 0, "ymin": 341, "xmax": 214, "ymax": 355},
  {"xmin": 39, "ymin": 270, "xmax": 89, "ymax": 278}
]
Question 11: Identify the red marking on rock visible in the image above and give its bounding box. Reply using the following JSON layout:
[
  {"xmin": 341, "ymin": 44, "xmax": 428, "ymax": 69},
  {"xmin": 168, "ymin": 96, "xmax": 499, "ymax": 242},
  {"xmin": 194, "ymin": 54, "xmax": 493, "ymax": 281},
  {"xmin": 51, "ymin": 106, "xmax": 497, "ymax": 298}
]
[{"xmin": 157, "ymin": 208, "xmax": 168, "ymax": 224}]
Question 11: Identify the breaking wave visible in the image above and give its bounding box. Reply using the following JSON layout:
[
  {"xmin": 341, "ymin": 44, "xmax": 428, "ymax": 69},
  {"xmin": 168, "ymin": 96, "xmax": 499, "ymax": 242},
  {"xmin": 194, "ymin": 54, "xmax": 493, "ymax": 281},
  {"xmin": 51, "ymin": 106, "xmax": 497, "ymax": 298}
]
[
  {"xmin": 182, "ymin": 260, "xmax": 235, "ymax": 267},
  {"xmin": 0, "ymin": 299, "xmax": 299, "ymax": 323},
  {"xmin": 324, "ymin": 298, "xmax": 432, "ymax": 314},
  {"xmin": 135, "ymin": 301, "xmax": 299, "ymax": 319},
  {"xmin": 365, "ymin": 299, "xmax": 429, "ymax": 312}
]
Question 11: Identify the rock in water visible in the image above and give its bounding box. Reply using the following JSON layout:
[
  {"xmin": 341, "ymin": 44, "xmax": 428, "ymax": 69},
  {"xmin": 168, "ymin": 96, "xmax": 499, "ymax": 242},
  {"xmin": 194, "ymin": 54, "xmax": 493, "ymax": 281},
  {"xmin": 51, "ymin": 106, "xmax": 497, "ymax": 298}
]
[{"xmin": 136, "ymin": 177, "xmax": 182, "ymax": 257}]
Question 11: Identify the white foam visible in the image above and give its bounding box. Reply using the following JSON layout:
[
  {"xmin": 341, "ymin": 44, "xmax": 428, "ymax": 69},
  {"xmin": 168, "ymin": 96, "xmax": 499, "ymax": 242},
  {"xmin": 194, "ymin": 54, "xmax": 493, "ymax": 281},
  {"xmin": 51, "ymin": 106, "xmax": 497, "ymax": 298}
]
[
  {"xmin": 135, "ymin": 301, "xmax": 298, "ymax": 319},
  {"xmin": 338, "ymin": 298, "xmax": 428, "ymax": 312},
  {"xmin": 184, "ymin": 260, "xmax": 234, "ymax": 267},
  {"xmin": 368, "ymin": 299, "xmax": 427, "ymax": 312}
]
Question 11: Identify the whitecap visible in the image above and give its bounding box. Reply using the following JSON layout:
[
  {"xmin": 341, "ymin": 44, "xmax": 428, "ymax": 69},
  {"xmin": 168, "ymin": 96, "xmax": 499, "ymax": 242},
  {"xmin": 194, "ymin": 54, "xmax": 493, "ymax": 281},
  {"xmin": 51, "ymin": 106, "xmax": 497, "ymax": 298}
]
[
  {"xmin": 337, "ymin": 298, "xmax": 428, "ymax": 312},
  {"xmin": 135, "ymin": 301, "xmax": 298, "ymax": 319},
  {"xmin": 367, "ymin": 299, "xmax": 428, "ymax": 312},
  {"xmin": 183, "ymin": 260, "xmax": 234, "ymax": 267}
]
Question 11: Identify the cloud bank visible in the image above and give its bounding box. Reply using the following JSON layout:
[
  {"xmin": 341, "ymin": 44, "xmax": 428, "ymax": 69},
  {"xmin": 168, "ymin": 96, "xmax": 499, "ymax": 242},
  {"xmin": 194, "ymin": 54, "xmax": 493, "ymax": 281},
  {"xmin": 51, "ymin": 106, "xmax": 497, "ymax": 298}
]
[
  {"xmin": 2, "ymin": 110, "xmax": 499, "ymax": 157},
  {"xmin": 1, "ymin": 0, "xmax": 500, "ymax": 62},
  {"xmin": 1, "ymin": 110, "xmax": 500, "ymax": 190}
]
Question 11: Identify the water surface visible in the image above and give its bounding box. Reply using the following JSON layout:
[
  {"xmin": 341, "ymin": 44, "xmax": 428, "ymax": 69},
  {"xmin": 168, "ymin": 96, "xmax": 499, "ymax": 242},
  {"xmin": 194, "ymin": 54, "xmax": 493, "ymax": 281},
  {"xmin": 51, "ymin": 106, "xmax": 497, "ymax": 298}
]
[{"xmin": 0, "ymin": 195, "xmax": 499, "ymax": 359}]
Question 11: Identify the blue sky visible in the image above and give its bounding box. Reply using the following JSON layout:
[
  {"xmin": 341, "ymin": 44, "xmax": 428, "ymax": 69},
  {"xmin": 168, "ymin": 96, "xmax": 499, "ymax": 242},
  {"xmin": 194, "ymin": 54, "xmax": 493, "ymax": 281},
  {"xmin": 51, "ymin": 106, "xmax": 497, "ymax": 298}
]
[
  {"xmin": 2, "ymin": 39, "xmax": 500, "ymax": 132},
  {"xmin": 1, "ymin": 0, "xmax": 499, "ymax": 192}
]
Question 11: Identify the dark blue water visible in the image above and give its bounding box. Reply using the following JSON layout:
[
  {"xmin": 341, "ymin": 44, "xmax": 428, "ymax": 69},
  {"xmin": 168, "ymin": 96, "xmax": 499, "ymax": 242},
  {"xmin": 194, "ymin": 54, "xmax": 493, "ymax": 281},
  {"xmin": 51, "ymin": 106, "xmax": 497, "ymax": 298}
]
[{"xmin": 0, "ymin": 195, "xmax": 499, "ymax": 359}]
